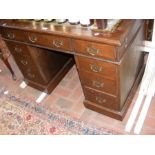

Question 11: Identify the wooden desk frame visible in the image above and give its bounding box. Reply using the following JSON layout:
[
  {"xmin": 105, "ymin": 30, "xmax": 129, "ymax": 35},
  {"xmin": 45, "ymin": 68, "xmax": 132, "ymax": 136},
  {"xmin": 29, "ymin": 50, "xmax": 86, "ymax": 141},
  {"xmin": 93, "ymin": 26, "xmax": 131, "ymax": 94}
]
[{"xmin": 0, "ymin": 19, "xmax": 144, "ymax": 120}]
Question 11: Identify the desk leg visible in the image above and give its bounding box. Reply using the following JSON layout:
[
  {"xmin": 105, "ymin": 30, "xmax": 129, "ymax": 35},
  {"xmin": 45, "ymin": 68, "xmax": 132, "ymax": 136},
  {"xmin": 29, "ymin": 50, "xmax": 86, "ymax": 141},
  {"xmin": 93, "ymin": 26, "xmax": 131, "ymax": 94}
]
[{"xmin": 2, "ymin": 57, "xmax": 16, "ymax": 80}]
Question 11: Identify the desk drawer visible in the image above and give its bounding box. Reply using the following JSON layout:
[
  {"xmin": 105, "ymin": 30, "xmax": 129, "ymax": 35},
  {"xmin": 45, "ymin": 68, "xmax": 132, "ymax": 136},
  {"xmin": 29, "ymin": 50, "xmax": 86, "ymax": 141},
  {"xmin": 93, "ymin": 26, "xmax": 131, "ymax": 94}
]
[
  {"xmin": 76, "ymin": 56, "xmax": 117, "ymax": 80},
  {"xmin": 79, "ymin": 70, "xmax": 117, "ymax": 95},
  {"xmin": 15, "ymin": 55, "xmax": 49, "ymax": 84},
  {"xmin": 25, "ymin": 32, "xmax": 72, "ymax": 52},
  {"xmin": 5, "ymin": 40, "xmax": 31, "ymax": 57},
  {"xmin": 1, "ymin": 28, "xmax": 26, "ymax": 42},
  {"xmin": 51, "ymin": 35, "xmax": 72, "ymax": 51},
  {"xmin": 73, "ymin": 39, "xmax": 116, "ymax": 60},
  {"xmin": 26, "ymin": 32, "xmax": 52, "ymax": 47},
  {"xmin": 83, "ymin": 87, "xmax": 118, "ymax": 110}
]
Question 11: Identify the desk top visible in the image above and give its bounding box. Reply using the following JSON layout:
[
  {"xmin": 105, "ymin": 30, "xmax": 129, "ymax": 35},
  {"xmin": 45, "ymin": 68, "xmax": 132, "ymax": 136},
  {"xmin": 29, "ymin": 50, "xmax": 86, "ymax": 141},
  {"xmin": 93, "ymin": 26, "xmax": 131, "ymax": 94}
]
[{"xmin": 0, "ymin": 19, "xmax": 143, "ymax": 46}]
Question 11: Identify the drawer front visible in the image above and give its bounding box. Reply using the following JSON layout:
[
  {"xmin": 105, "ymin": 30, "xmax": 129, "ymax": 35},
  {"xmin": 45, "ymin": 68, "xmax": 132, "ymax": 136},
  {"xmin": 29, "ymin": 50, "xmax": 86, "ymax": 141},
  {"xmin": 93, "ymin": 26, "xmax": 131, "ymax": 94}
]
[
  {"xmin": 1, "ymin": 28, "xmax": 26, "ymax": 42},
  {"xmin": 83, "ymin": 87, "xmax": 118, "ymax": 110},
  {"xmin": 79, "ymin": 70, "xmax": 117, "ymax": 95},
  {"xmin": 51, "ymin": 35, "xmax": 72, "ymax": 51},
  {"xmin": 5, "ymin": 40, "xmax": 30, "ymax": 57},
  {"xmin": 25, "ymin": 32, "xmax": 52, "ymax": 47},
  {"xmin": 76, "ymin": 56, "xmax": 117, "ymax": 80},
  {"xmin": 24, "ymin": 68, "xmax": 44, "ymax": 84},
  {"xmin": 14, "ymin": 55, "xmax": 34, "ymax": 70},
  {"xmin": 25, "ymin": 32, "xmax": 72, "ymax": 52},
  {"xmin": 73, "ymin": 39, "xmax": 116, "ymax": 60}
]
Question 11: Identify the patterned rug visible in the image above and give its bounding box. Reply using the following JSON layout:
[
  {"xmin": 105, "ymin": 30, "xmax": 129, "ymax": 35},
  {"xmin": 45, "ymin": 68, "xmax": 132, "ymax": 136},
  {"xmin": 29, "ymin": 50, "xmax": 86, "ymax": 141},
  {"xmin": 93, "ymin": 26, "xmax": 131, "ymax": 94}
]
[{"xmin": 0, "ymin": 87, "xmax": 118, "ymax": 135}]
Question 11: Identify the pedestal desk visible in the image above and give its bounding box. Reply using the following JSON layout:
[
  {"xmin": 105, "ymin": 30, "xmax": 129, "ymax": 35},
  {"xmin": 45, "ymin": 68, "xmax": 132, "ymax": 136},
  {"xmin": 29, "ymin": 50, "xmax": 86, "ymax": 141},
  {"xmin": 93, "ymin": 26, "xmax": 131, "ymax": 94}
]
[{"xmin": 0, "ymin": 20, "xmax": 144, "ymax": 120}]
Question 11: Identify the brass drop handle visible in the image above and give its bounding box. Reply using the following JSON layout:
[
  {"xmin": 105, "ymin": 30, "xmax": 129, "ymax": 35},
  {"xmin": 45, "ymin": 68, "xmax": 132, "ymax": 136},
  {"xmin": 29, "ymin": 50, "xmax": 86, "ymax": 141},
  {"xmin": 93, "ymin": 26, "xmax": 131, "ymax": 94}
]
[
  {"xmin": 28, "ymin": 35, "xmax": 37, "ymax": 43},
  {"xmin": 90, "ymin": 64, "xmax": 102, "ymax": 73},
  {"xmin": 14, "ymin": 47, "xmax": 22, "ymax": 53},
  {"xmin": 92, "ymin": 80, "xmax": 104, "ymax": 88},
  {"xmin": 53, "ymin": 39, "xmax": 64, "ymax": 48},
  {"xmin": 21, "ymin": 60, "xmax": 28, "ymax": 65},
  {"xmin": 7, "ymin": 33, "xmax": 15, "ymax": 39},
  {"xmin": 27, "ymin": 73, "xmax": 35, "ymax": 78},
  {"xmin": 96, "ymin": 96, "xmax": 106, "ymax": 104},
  {"xmin": 86, "ymin": 46, "xmax": 101, "ymax": 56}
]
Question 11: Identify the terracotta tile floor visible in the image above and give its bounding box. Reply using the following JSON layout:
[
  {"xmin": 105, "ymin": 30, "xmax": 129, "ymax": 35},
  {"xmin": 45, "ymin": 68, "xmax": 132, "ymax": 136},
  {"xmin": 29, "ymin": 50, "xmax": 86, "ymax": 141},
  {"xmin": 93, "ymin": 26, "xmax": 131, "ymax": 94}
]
[{"xmin": 1, "ymin": 55, "xmax": 155, "ymax": 135}]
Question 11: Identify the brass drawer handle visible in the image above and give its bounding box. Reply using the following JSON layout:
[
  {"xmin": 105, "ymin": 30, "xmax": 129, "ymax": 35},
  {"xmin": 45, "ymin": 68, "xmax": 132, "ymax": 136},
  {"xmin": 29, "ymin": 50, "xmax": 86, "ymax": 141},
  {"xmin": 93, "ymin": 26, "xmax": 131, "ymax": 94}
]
[
  {"xmin": 90, "ymin": 64, "xmax": 102, "ymax": 73},
  {"xmin": 20, "ymin": 60, "xmax": 28, "ymax": 65},
  {"xmin": 28, "ymin": 35, "xmax": 37, "ymax": 43},
  {"xmin": 14, "ymin": 47, "xmax": 22, "ymax": 53},
  {"xmin": 7, "ymin": 33, "xmax": 15, "ymax": 39},
  {"xmin": 53, "ymin": 39, "xmax": 64, "ymax": 48},
  {"xmin": 92, "ymin": 80, "xmax": 104, "ymax": 88},
  {"xmin": 96, "ymin": 96, "xmax": 106, "ymax": 104},
  {"xmin": 27, "ymin": 73, "xmax": 35, "ymax": 79},
  {"xmin": 86, "ymin": 46, "xmax": 101, "ymax": 56}
]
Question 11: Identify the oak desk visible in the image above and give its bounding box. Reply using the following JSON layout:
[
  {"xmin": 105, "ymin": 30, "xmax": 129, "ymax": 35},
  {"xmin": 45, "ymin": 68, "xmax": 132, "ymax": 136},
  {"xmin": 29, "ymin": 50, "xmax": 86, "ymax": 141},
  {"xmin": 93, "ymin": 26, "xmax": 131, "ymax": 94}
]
[{"xmin": 0, "ymin": 20, "xmax": 144, "ymax": 120}]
